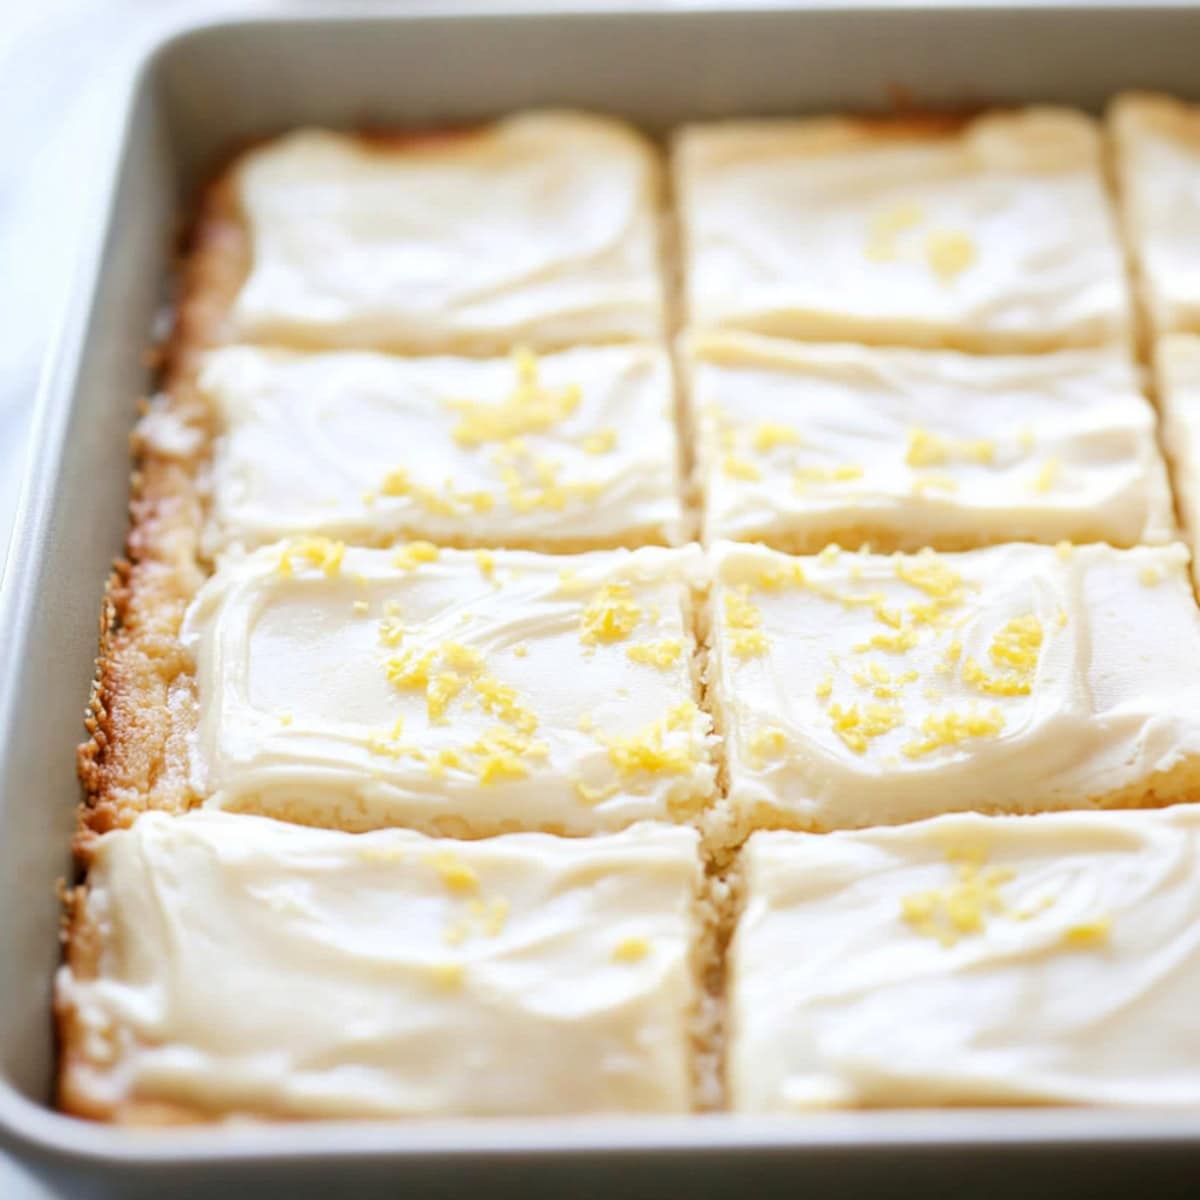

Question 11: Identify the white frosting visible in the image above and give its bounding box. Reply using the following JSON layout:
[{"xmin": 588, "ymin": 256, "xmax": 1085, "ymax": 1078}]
[
  {"xmin": 230, "ymin": 116, "xmax": 664, "ymax": 353},
  {"xmin": 1111, "ymin": 93, "xmax": 1200, "ymax": 337},
  {"xmin": 730, "ymin": 808, "xmax": 1200, "ymax": 1110},
  {"xmin": 708, "ymin": 539, "xmax": 1200, "ymax": 835},
  {"xmin": 180, "ymin": 543, "xmax": 714, "ymax": 835},
  {"xmin": 59, "ymin": 812, "xmax": 700, "ymax": 1118},
  {"xmin": 199, "ymin": 344, "xmax": 684, "ymax": 555},
  {"xmin": 676, "ymin": 109, "xmax": 1132, "ymax": 351},
  {"xmin": 1156, "ymin": 334, "xmax": 1200, "ymax": 586},
  {"xmin": 689, "ymin": 333, "xmax": 1173, "ymax": 550}
]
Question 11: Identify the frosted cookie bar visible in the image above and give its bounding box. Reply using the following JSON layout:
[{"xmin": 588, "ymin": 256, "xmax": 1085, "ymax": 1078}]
[
  {"xmin": 688, "ymin": 332, "xmax": 1173, "ymax": 552},
  {"xmin": 728, "ymin": 809, "xmax": 1200, "ymax": 1110},
  {"xmin": 706, "ymin": 540, "xmax": 1200, "ymax": 843},
  {"xmin": 206, "ymin": 114, "xmax": 665, "ymax": 355},
  {"xmin": 179, "ymin": 542, "xmax": 713, "ymax": 837},
  {"xmin": 1111, "ymin": 93, "xmax": 1200, "ymax": 338},
  {"xmin": 1156, "ymin": 334, "xmax": 1200, "ymax": 585},
  {"xmin": 200, "ymin": 343, "xmax": 684, "ymax": 555},
  {"xmin": 58, "ymin": 813, "xmax": 704, "ymax": 1121},
  {"xmin": 675, "ymin": 109, "xmax": 1131, "ymax": 351}
]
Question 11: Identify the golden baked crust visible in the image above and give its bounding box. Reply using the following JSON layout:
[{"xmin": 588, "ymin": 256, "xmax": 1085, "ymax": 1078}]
[{"xmin": 75, "ymin": 176, "xmax": 246, "ymax": 837}]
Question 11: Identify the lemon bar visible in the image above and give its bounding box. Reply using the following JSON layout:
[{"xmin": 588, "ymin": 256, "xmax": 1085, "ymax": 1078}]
[
  {"xmin": 57, "ymin": 813, "xmax": 703, "ymax": 1121},
  {"xmin": 706, "ymin": 540, "xmax": 1200, "ymax": 843},
  {"xmin": 200, "ymin": 343, "xmax": 684, "ymax": 555},
  {"xmin": 729, "ymin": 809, "xmax": 1200, "ymax": 1110},
  {"xmin": 180, "ymin": 543, "xmax": 713, "ymax": 836},
  {"xmin": 675, "ymin": 109, "xmax": 1131, "ymax": 351},
  {"xmin": 1110, "ymin": 93, "xmax": 1200, "ymax": 338},
  {"xmin": 689, "ymin": 332, "xmax": 1173, "ymax": 552},
  {"xmin": 1156, "ymin": 334, "xmax": 1200, "ymax": 585},
  {"xmin": 212, "ymin": 114, "xmax": 665, "ymax": 354}
]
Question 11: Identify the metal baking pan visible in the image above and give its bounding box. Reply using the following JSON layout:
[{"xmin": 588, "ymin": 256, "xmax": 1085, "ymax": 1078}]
[{"xmin": 5, "ymin": 3, "xmax": 1200, "ymax": 1195}]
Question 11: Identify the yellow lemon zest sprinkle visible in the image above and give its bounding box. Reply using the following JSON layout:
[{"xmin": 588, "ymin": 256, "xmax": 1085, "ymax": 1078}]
[
  {"xmin": 473, "ymin": 897, "xmax": 510, "ymax": 938},
  {"xmin": 384, "ymin": 649, "xmax": 435, "ymax": 690},
  {"xmin": 724, "ymin": 589, "xmax": 769, "ymax": 658},
  {"xmin": 828, "ymin": 701, "xmax": 902, "ymax": 754},
  {"xmin": 722, "ymin": 452, "xmax": 762, "ymax": 481},
  {"xmin": 626, "ymin": 638, "xmax": 684, "ymax": 669},
  {"xmin": 815, "ymin": 674, "xmax": 834, "ymax": 701},
  {"xmin": 794, "ymin": 464, "xmax": 864, "ymax": 491},
  {"xmin": 894, "ymin": 551, "xmax": 967, "ymax": 605},
  {"xmin": 580, "ymin": 582, "xmax": 643, "ymax": 644},
  {"xmin": 378, "ymin": 466, "xmax": 493, "ymax": 516},
  {"xmin": 724, "ymin": 589, "xmax": 761, "ymax": 630},
  {"xmin": 853, "ymin": 627, "xmax": 918, "ymax": 654},
  {"xmin": 364, "ymin": 717, "xmax": 407, "ymax": 758},
  {"xmin": 352, "ymin": 600, "xmax": 369, "ymax": 616},
  {"xmin": 447, "ymin": 347, "xmax": 580, "ymax": 446},
  {"xmin": 575, "ymin": 779, "xmax": 619, "ymax": 805},
  {"xmin": 865, "ymin": 200, "xmax": 925, "ymax": 260},
  {"xmin": 460, "ymin": 725, "xmax": 548, "ymax": 784},
  {"xmin": 473, "ymin": 672, "xmax": 538, "ymax": 735},
  {"xmin": 901, "ymin": 850, "xmax": 1014, "ymax": 946},
  {"xmin": 901, "ymin": 708, "xmax": 1005, "ymax": 758},
  {"xmin": 751, "ymin": 421, "xmax": 802, "ymax": 452},
  {"xmin": 393, "ymin": 541, "xmax": 440, "ymax": 570},
  {"xmin": 925, "ymin": 229, "xmax": 976, "ymax": 281},
  {"xmin": 905, "ymin": 427, "xmax": 995, "ymax": 468},
  {"xmin": 378, "ymin": 616, "xmax": 406, "ymax": 648},
  {"xmin": 852, "ymin": 661, "xmax": 919, "ymax": 700},
  {"xmin": 426, "ymin": 671, "xmax": 469, "ymax": 721},
  {"xmin": 612, "ymin": 937, "xmax": 650, "ymax": 963},
  {"xmin": 426, "ymin": 851, "xmax": 479, "ymax": 894},
  {"xmin": 1031, "ymin": 457, "xmax": 1060, "ymax": 494},
  {"xmin": 475, "ymin": 550, "xmax": 496, "ymax": 581},
  {"xmin": 730, "ymin": 630, "xmax": 769, "ymax": 658},
  {"xmin": 1062, "ymin": 916, "xmax": 1112, "ymax": 948},
  {"xmin": 279, "ymin": 535, "xmax": 345, "ymax": 578},
  {"xmin": 1139, "ymin": 565, "xmax": 1162, "ymax": 587},
  {"xmin": 426, "ymin": 748, "xmax": 464, "ymax": 779},
  {"xmin": 446, "ymin": 896, "xmax": 510, "ymax": 945},
  {"xmin": 606, "ymin": 710, "xmax": 700, "ymax": 779},
  {"xmin": 582, "ymin": 428, "xmax": 617, "ymax": 455},
  {"xmin": 962, "ymin": 614, "xmax": 1043, "ymax": 697},
  {"xmin": 749, "ymin": 726, "xmax": 788, "ymax": 768}
]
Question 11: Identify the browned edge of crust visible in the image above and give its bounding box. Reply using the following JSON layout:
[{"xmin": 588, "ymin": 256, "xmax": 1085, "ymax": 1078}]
[{"xmin": 75, "ymin": 171, "xmax": 248, "ymax": 842}]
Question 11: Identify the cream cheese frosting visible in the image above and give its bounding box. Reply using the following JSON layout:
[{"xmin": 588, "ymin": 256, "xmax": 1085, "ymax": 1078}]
[
  {"xmin": 1155, "ymin": 334, "xmax": 1200, "ymax": 586},
  {"xmin": 199, "ymin": 343, "xmax": 684, "ymax": 555},
  {"xmin": 707, "ymin": 539, "xmax": 1200, "ymax": 839},
  {"xmin": 180, "ymin": 542, "xmax": 714, "ymax": 835},
  {"xmin": 229, "ymin": 115, "xmax": 665, "ymax": 353},
  {"xmin": 688, "ymin": 332, "xmax": 1173, "ymax": 551},
  {"xmin": 675, "ymin": 108, "xmax": 1132, "ymax": 351},
  {"xmin": 730, "ymin": 808, "xmax": 1200, "ymax": 1110},
  {"xmin": 1111, "ymin": 93, "xmax": 1200, "ymax": 337},
  {"xmin": 58, "ymin": 813, "xmax": 701, "ymax": 1118}
]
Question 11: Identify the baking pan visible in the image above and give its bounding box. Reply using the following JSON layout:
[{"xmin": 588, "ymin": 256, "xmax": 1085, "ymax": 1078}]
[{"xmin": 6, "ymin": 4, "xmax": 1200, "ymax": 1196}]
